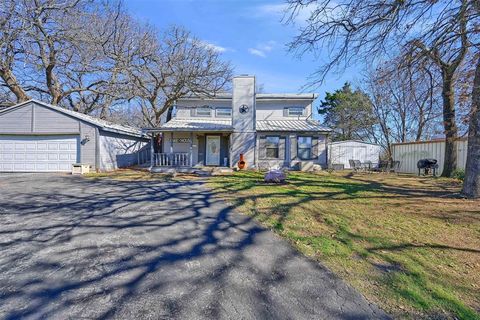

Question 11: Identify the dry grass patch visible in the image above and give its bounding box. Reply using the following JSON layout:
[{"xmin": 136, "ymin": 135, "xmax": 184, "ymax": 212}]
[
  {"xmin": 84, "ymin": 168, "xmax": 202, "ymax": 182},
  {"xmin": 208, "ymin": 171, "xmax": 480, "ymax": 319}
]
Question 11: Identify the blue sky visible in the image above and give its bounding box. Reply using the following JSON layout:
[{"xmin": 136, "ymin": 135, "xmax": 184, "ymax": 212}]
[{"xmin": 125, "ymin": 0, "xmax": 359, "ymax": 102}]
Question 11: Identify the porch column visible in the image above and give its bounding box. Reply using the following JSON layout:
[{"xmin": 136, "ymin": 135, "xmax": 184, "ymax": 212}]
[
  {"xmin": 189, "ymin": 132, "xmax": 193, "ymax": 167},
  {"xmin": 170, "ymin": 132, "xmax": 173, "ymax": 153},
  {"xmin": 149, "ymin": 134, "xmax": 154, "ymax": 170}
]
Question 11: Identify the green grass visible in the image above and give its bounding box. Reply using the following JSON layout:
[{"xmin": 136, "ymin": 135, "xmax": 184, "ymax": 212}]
[{"xmin": 208, "ymin": 171, "xmax": 480, "ymax": 319}]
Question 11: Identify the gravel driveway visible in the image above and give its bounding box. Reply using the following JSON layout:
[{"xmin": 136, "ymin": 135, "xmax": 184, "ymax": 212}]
[{"xmin": 0, "ymin": 173, "xmax": 388, "ymax": 319}]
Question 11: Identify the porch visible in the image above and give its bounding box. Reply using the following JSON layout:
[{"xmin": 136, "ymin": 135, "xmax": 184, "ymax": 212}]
[{"xmin": 143, "ymin": 130, "xmax": 232, "ymax": 170}]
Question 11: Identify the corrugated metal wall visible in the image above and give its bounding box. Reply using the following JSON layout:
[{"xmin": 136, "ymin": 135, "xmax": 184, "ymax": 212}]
[
  {"xmin": 329, "ymin": 141, "xmax": 381, "ymax": 169},
  {"xmin": 392, "ymin": 139, "xmax": 468, "ymax": 174}
]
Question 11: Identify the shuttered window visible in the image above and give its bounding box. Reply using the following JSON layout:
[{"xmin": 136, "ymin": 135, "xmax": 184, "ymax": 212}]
[
  {"xmin": 215, "ymin": 108, "xmax": 232, "ymax": 117},
  {"xmin": 195, "ymin": 106, "xmax": 211, "ymax": 117},
  {"xmin": 266, "ymin": 136, "xmax": 280, "ymax": 158},
  {"xmin": 297, "ymin": 136, "xmax": 312, "ymax": 160},
  {"xmin": 287, "ymin": 107, "xmax": 305, "ymax": 116}
]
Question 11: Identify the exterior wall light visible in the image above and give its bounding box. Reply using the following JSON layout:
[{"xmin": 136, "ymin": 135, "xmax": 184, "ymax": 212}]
[{"xmin": 81, "ymin": 134, "xmax": 90, "ymax": 145}]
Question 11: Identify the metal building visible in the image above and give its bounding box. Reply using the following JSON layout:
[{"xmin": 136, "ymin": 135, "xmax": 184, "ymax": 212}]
[
  {"xmin": 392, "ymin": 138, "xmax": 468, "ymax": 175},
  {"xmin": 328, "ymin": 140, "xmax": 381, "ymax": 169}
]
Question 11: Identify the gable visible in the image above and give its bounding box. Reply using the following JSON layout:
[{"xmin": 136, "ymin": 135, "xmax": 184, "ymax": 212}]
[
  {"xmin": 32, "ymin": 103, "xmax": 80, "ymax": 133},
  {"xmin": 0, "ymin": 101, "xmax": 86, "ymax": 135},
  {"xmin": 0, "ymin": 102, "xmax": 33, "ymax": 133}
]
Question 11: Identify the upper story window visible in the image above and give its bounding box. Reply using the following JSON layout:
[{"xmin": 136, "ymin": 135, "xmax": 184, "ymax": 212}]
[
  {"xmin": 195, "ymin": 106, "xmax": 212, "ymax": 117},
  {"xmin": 287, "ymin": 107, "xmax": 305, "ymax": 117},
  {"xmin": 216, "ymin": 107, "xmax": 232, "ymax": 117}
]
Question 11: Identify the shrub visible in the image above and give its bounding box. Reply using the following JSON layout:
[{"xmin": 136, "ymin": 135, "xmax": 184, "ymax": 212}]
[{"xmin": 451, "ymin": 169, "xmax": 465, "ymax": 181}]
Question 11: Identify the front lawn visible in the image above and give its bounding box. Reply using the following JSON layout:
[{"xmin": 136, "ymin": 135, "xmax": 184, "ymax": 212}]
[{"xmin": 208, "ymin": 171, "xmax": 480, "ymax": 319}]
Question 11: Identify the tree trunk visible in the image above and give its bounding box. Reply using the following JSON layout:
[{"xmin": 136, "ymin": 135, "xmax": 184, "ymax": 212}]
[
  {"xmin": 440, "ymin": 71, "xmax": 458, "ymax": 177},
  {"xmin": 0, "ymin": 68, "xmax": 29, "ymax": 103},
  {"xmin": 462, "ymin": 55, "xmax": 480, "ymax": 198}
]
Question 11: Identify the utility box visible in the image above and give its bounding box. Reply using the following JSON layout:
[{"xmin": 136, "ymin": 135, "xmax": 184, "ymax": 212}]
[{"xmin": 72, "ymin": 163, "xmax": 90, "ymax": 175}]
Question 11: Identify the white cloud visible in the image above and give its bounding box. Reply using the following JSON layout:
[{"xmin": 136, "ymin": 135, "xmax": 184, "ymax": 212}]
[
  {"xmin": 254, "ymin": 2, "xmax": 322, "ymax": 24},
  {"xmin": 248, "ymin": 48, "xmax": 267, "ymax": 58},
  {"xmin": 257, "ymin": 3, "xmax": 288, "ymax": 16},
  {"xmin": 248, "ymin": 40, "xmax": 276, "ymax": 58},
  {"xmin": 196, "ymin": 40, "xmax": 231, "ymax": 53}
]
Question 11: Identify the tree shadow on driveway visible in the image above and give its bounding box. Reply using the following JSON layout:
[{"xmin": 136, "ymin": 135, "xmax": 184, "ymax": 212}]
[{"xmin": 0, "ymin": 174, "xmax": 388, "ymax": 319}]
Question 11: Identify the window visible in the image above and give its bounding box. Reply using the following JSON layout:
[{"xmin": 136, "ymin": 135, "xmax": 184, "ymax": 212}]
[
  {"xmin": 216, "ymin": 107, "xmax": 232, "ymax": 117},
  {"xmin": 297, "ymin": 136, "xmax": 312, "ymax": 160},
  {"xmin": 266, "ymin": 136, "xmax": 280, "ymax": 159},
  {"xmin": 195, "ymin": 106, "xmax": 211, "ymax": 117},
  {"xmin": 288, "ymin": 107, "xmax": 305, "ymax": 116}
]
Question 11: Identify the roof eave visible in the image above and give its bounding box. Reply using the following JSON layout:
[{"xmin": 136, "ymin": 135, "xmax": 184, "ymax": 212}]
[
  {"xmin": 143, "ymin": 127, "xmax": 233, "ymax": 133},
  {"xmin": 256, "ymin": 129, "xmax": 332, "ymax": 132},
  {"xmin": 3, "ymin": 99, "xmax": 144, "ymax": 137}
]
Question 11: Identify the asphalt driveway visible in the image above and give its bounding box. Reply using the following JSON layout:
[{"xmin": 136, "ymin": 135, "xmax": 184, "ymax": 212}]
[{"xmin": 0, "ymin": 173, "xmax": 388, "ymax": 319}]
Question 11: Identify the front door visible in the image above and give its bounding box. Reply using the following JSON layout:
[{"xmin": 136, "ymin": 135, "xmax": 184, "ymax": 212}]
[{"xmin": 205, "ymin": 135, "xmax": 221, "ymax": 166}]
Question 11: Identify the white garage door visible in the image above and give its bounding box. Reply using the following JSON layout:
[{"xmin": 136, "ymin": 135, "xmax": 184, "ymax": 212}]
[{"xmin": 0, "ymin": 135, "xmax": 79, "ymax": 172}]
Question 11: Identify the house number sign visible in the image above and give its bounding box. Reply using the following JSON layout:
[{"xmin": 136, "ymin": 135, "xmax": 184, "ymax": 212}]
[{"xmin": 173, "ymin": 138, "xmax": 191, "ymax": 143}]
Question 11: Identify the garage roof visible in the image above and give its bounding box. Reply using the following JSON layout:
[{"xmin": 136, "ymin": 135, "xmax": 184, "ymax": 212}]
[{"xmin": 0, "ymin": 100, "xmax": 144, "ymax": 137}]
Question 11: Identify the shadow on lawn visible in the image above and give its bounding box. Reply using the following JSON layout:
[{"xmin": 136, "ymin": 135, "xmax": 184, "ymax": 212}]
[
  {"xmin": 208, "ymin": 172, "xmax": 480, "ymax": 320},
  {"xmin": 0, "ymin": 174, "xmax": 379, "ymax": 319}
]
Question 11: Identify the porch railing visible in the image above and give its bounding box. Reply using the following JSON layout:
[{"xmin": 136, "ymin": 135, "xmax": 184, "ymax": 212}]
[{"xmin": 153, "ymin": 153, "xmax": 190, "ymax": 167}]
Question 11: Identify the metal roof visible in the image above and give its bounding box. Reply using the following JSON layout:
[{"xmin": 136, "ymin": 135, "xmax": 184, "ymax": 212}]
[
  {"xmin": 180, "ymin": 93, "xmax": 317, "ymax": 101},
  {"xmin": 329, "ymin": 140, "xmax": 381, "ymax": 146},
  {"xmin": 0, "ymin": 99, "xmax": 144, "ymax": 137},
  {"xmin": 144, "ymin": 118, "xmax": 330, "ymax": 133},
  {"xmin": 144, "ymin": 118, "xmax": 233, "ymax": 132},
  {"xmin": 256, "ymin": 120, "xmax": 331, "ymax": 132},
  {"xmin": 256, "ymin": 93, "xmax": 317, "ymax": 100}
]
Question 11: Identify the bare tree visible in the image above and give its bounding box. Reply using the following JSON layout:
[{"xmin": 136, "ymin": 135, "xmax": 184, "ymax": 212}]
[
  {"xmin": 363, "ymin": 59, "xmax": 443, "ymax": 159},
  {"xmin": 0, "ymin": 0, "xmax": 147, "ymax": 118},
  {"xmin": 0, "ymin": 0, "xmax": 30, "ymax": 103},
  {"xmin": 462, "ymin": 0, "xmax": 480, "ymax": 198},
  {"xmin": 286, "ymin": 0, "xmax": 479, "ymax": 177},
  {"xmin": 128, "ymin": 26, "xmax": 232, "ymax": 150}
]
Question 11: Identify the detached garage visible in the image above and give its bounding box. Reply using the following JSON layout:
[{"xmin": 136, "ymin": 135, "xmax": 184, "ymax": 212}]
[{"xmin": 0, "ymin": 99, "xmax": 148, "ymax": 172}]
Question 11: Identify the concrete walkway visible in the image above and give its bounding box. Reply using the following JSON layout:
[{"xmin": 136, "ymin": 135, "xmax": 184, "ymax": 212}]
[{"xmin": 0, "ymin": 173, "xmax": 388, "ymax": 319}]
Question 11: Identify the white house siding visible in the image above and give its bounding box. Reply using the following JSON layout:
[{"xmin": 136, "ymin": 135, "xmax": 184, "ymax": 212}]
[
  {"xmin": 0, "ymin": 103, "xmax": 32, "ymax": 133},
  {"xmin": 99, "ymin": 132, "xmax": 148, "ymax": 171},
  {"xmin": 257, "ymin": 132, "xmax": 328, "ymax": 170},
  {"xmin": 80, "ymin": 122, "xmax": 97, "ymax": 168},
  {"xmin": 255, "ymin": 100, "xmax": 312, "ymax": 120},
  {"xmin": 162, "ymin": 132, "xmax": 232, "ymax": 167},
  {"xmin": 163, "ymin": 132, "xmax": 197, "ymax": 164},
  {"xmin": 0, "ymin": 102, "xmax": 91, "ymax": 171},
  {"xmin": 0, "ymin": 101, "xmax": 146, "ymax": 172},
  {"xmin": 175, "ymin": 100, "xmax": 231, "ymax": 119},
  {"xmin": 33, "ymin": 105, "xmax": 80, "ymax": 134},
  {"xmin": 392, "ymin": 139, "xmax": 468, "ymax": 175},
  {"xmin": 329, "ymin": 141, "xmax": 381, "ymax": 169},
  {"xmin": 176, "ymin": 99, "xmax": 313, "ymax": 121}
]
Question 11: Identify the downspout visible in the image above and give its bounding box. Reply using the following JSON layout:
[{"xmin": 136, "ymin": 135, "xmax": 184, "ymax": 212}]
[
  {"xmin": 325, "ymin": 133, "xmax": 329, "ymax": 169},
  {"xmin": 95, "ymin": 127, "xmax": 100, "ymax": 172},
  {"xmin": 150, "ymin": 134, "xmax": 154, "ymax": 171},
  {"xmin": 253, "ymin": 77, "xmax": 257, "ymax": 168}
]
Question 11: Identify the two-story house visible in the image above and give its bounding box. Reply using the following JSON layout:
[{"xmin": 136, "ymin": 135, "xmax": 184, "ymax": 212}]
[{"xmin": 144, "ymin": 75, "xmax": 331, "ymax": 171}]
